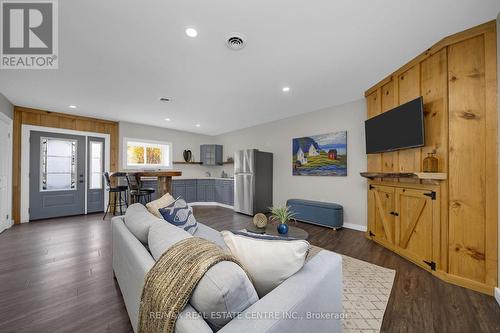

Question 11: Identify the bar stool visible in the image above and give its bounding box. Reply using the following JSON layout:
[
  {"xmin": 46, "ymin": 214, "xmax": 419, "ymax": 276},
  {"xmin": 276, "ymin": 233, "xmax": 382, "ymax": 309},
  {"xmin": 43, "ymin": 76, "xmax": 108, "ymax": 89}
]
[
  {"xmin": 103, "ymin": 172, "xmax": 128, "ymax": 220},
  {"xmin": 135, "ymin": 174, "xmax": 156, "ymax": 202},
  {"xmin": 126, "ymin": 174, "xmax": 153, "ymax": 205}
]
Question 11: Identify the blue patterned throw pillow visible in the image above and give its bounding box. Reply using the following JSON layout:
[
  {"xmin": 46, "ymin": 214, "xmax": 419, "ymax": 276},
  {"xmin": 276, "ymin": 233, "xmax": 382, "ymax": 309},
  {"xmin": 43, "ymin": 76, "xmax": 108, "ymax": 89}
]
[{"xmin": 158, "ymin": 199, "xmax": 198, "ymax": 234}]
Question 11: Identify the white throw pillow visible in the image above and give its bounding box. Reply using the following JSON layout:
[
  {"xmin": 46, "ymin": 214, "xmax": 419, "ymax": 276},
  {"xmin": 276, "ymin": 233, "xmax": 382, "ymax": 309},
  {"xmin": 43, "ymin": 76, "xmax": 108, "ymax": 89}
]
[
  {"xmin": 221, "ymin": 230, "xmax": 309, "ymax": 297},
  {"xmin": 146, "ymin": 193, "xmax": 175, "ymax": 218}
]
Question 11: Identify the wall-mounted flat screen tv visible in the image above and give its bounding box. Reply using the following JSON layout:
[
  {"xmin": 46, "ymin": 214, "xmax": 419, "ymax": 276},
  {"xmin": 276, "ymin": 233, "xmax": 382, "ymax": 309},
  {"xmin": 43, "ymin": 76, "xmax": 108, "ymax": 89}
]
[{"xmin": 365, "ymin": 96, "xmax": 424, "ymax": 154}]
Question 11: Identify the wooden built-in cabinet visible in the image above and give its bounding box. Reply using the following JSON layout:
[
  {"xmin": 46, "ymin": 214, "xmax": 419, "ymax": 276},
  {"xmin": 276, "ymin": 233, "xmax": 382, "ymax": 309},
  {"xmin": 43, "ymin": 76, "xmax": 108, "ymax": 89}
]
[
  {"xmin": 369, "ymin": 182, "xmax": 440, "ymax": 272},
  {"xmin": 365, "ymin": 21, "xmax": 497, "ymax": 295}
]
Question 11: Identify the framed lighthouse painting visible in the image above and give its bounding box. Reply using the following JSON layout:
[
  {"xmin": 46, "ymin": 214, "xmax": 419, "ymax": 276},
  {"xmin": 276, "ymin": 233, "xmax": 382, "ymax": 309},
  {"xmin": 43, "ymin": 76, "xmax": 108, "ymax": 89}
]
[{"xmin": 292, "ymin": 131, "xmax": 347, "ymax": 176}]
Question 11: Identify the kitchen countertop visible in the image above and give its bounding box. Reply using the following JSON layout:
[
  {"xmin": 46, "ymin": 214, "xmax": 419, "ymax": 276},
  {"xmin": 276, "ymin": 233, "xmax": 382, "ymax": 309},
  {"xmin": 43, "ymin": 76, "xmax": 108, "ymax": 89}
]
[{"xmin": 174, "ymin": 177, "xmax": 234, "ymax": 181}]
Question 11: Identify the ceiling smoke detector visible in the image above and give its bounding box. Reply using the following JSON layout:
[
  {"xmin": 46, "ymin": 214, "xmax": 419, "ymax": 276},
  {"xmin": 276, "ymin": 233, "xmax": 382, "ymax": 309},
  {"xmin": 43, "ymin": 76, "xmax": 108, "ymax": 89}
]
[{"xmin": 225, "ymin": 33, "xmax": 247, "ymax": 50}]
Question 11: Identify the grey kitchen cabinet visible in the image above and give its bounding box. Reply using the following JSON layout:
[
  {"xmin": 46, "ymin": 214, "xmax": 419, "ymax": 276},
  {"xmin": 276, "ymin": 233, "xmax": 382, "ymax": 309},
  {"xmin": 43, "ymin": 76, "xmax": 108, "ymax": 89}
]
[
  {"xmin": 171, "ymin": 179, "xmax": 197, "ymax": 203},
  {"xmin": 215, "ymin": 179, "xmax": 234, "ymax": 206},
  {"xmin": 171, "ymin": 181, "xmax": 185, "ymax": 200},
  {"xmin": 200, "ymin": 145, "xmax": 223, "ymax": 166},
  {"xmin": 172, "ymin": 179, "xmax": 233, "ymax": 206},
  {"xmin": 197, "ymin": 179, "xmax": 215, "ymax": 202},
  {"xmin": 185, "ymin": 181, "xmax": 197, "ymax": 203}
]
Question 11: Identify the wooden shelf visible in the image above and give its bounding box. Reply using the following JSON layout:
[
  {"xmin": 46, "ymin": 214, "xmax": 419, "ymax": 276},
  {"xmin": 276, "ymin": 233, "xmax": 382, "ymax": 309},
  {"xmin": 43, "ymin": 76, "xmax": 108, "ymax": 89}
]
[
  {"xmin": 173, "ymin": 161, "xmax": 202, "ymax": 165},
  {"xmin": 360, "ymin": 172, "xmax": 447, "ymax": 180},
  {"xmin": 173, "ymin": 161, "xmax": 234, "ymax": 165}
]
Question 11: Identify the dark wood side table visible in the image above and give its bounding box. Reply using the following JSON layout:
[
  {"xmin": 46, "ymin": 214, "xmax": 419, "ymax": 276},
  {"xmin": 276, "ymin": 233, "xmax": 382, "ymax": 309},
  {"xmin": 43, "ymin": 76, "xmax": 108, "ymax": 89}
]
[{"xmin": 245, "ymin": 222, "xmax": 309, "ymax": 240}]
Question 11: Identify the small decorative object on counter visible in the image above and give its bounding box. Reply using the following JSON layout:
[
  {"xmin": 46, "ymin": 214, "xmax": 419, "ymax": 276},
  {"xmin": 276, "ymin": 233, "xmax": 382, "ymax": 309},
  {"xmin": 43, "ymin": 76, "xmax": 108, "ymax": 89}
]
[
  {"xmin": 269, "ymin": 206, "xmax": 296, "ymax": 235},
  {"xmin": 226, "ymin": 157, "xmax": 234, "ymax": 163},
  {"xmin": 423, "ymin": 151, "xmax": 438, "ymax": 172},
  {"xmin": 183, "ymin": 150, "xmax": 192, "ymax": 163},
  {"xmin": 253, "ymin": 213, "xmax": 268, "ymax": 229}
]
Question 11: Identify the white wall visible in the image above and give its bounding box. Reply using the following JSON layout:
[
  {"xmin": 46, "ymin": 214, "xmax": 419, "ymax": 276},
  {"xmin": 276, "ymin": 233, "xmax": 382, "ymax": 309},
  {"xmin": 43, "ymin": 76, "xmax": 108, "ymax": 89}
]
[
  {"xmin": 0, "ymin": 93, "xmax": 13, "ymax": 119},
  {"xmin": 216, "ymin": 99, "xmax": 367, "ymax": 230},
  {"xmin": 119, "ymin": 121, "xmax": 222, "ymax": 178},
  {"xmin": 119, "ymin": 100, "xmax": 368, "ymax": 229}
]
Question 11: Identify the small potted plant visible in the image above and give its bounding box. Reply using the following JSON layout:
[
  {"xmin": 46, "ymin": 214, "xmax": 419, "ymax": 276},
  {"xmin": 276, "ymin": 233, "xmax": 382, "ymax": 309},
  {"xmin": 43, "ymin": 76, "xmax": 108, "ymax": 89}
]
[{"xmin": 269, "ymin": 205, "xmax": 296, "ymax": 235}]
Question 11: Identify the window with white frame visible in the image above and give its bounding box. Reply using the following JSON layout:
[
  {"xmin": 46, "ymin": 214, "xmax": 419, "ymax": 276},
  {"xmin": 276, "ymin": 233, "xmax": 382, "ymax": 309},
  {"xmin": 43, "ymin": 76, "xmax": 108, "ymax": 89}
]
[{"xmin": 123, "ymin": 138, "xmax": 172, "ymax": 169}]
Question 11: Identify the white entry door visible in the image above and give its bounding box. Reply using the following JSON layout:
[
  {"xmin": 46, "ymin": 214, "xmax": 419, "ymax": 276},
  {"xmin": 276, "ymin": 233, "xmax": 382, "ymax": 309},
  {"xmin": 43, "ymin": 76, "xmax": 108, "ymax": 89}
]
[{"xmin": 0, "ymin": 116, "xmax": 12, "ymax": 233}]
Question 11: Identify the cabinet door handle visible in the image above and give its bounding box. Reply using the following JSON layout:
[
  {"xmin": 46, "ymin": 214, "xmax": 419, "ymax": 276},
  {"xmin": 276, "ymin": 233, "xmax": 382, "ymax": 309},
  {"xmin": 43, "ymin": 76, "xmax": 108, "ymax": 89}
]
[{"xmin": 389, "ymin": 211, "xmax": 399, "ymax": 216}]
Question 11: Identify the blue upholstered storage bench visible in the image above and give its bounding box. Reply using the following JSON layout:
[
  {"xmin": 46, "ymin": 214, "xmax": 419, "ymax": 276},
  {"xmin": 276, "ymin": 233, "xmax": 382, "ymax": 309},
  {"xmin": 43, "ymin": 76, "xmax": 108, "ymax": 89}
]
[{"xmin": 287, "ymin": 199, "xmax": 343, "ymax": 230}]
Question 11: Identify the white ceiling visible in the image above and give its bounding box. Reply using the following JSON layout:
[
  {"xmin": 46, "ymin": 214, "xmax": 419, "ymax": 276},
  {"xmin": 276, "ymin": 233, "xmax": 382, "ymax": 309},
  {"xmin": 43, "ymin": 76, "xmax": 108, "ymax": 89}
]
[{"xmin": 1, "ymin": 0, "xmax": 499, "ymax": 135}]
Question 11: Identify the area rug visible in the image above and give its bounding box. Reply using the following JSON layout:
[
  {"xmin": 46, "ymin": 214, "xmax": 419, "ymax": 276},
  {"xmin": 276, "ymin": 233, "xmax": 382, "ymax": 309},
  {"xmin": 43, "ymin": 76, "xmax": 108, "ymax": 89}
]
[{"xmin": 308, "ymin": 246, "xmax": 396, "ymax": 333}]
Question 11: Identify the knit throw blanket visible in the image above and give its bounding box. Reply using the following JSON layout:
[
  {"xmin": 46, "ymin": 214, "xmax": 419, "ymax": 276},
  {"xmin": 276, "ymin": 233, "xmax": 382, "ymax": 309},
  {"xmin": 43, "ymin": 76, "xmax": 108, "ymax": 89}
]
[{"xmin": 138, "ymin": 237, "xmax": 244, "ymax": 333}]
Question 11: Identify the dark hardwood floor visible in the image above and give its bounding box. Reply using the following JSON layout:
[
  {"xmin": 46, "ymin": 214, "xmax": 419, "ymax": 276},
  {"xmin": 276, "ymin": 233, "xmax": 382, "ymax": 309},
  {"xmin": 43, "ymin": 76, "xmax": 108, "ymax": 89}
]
[{"xmin": 0, "ymin": 206, "xmax": 499, "ymax": 332}]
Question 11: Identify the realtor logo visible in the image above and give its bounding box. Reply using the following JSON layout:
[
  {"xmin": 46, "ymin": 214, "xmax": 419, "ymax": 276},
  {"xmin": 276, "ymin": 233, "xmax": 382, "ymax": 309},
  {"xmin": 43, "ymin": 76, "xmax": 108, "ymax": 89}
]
[{"xmin": 1, "ymin": 0, "xmax": 58, "ymax": 69}]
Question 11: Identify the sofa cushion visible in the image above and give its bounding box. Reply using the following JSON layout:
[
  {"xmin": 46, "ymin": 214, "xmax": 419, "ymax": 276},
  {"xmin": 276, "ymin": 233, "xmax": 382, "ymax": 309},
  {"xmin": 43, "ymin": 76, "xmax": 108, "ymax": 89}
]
[
  {"xmin": 221, "ymin": 230, "xmax": 309, "ymax": 297},
  {"xmin": 147, "ymin": 223, "xmax": 258, "ymax": 331},
  {"xmin": 159, "ymin": 199, "xmax": 198, "ymax": 234},
  {"xmin": 148, "ymin": 222, "xmax": 192, "ymax": 260},
  {"xmin": 146, "ymin": 193, "xmax": 175, "ymax": 218},
  {"xmin": 190, "ymin": 261, "xmax": 258, "ymax": 331},
  {"xmin": 175, "ymin": 304, "xmax": 213, "ymax": 333},
  {"xmin": 124, "ymin": 203, "xmax": 163, "ymax": 243},
  {"xmin": 194, "ymin": 223, "xmax": 228, "ymax": 250}
]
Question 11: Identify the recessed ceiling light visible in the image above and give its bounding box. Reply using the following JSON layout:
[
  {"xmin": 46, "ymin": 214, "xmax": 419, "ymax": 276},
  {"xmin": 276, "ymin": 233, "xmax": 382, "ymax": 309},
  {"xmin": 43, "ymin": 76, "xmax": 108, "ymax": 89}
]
[
  {"xmin": 282, "ymin": 87, "xmax": 290, "ymax": 93},
  {"xmin": 195, "ymin": 124, "xmax": 201, "ymax": 128},
  {"xmin": 69, "ymin": 105, "xmax": 77, "ymax": 109},
  {"xmin": 165, "ymin": 118, "xmax": 171, "ymax": 121},
  {"xmin": 185, "ymin": 28, "xmax": 198, "ymax": 38}
]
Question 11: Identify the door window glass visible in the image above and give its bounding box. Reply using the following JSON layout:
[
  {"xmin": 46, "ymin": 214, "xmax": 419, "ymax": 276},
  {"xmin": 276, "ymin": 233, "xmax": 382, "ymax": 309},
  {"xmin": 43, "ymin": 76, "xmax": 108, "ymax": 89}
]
[
  {"xmin": 90, "ymin": 141, "xmax": 103, "ymax": 189},
  {"xmin": 41, "ymin": 138, "xmax": 77, "ymax": 191}
]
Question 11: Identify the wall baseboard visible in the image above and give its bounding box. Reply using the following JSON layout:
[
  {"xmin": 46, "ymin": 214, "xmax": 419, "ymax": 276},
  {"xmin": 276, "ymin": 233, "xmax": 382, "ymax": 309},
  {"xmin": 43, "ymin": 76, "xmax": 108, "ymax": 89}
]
[
  {"xmin": 189, "ymin": 202, "xmax": 234, "ymax": 210},
  {"xmin": 343, "ymin": 223, "xmax": 367, "ymax": 232},
  {"xmin": 495, "ymin": 288, "xmax": 500, "ymax": 306},
  {"xmin": 0, "ymin": 219, "xmax": 13, "ymax": 234}
]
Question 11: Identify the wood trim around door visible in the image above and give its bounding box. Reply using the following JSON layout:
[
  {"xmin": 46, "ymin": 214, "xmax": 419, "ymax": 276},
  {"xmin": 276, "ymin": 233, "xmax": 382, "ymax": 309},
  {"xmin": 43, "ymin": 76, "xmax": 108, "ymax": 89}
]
[{"xmin": 12, "ymin": 106, "xmax": 119, "ymax": 224}]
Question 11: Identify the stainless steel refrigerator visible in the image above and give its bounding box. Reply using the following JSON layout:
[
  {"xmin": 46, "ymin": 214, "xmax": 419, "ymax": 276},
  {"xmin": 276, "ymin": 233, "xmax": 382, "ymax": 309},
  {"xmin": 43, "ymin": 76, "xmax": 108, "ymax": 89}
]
[{"xmin": 234, "ymin": 149, "xmax": 273, "ymax": 215}]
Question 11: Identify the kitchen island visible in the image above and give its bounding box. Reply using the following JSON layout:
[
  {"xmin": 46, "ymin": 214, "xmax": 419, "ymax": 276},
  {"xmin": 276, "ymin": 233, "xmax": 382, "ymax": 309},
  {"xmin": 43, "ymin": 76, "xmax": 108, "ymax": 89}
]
[{"xmin": 113, "ymin": 171, "xmax": 182, "ymax": 197}]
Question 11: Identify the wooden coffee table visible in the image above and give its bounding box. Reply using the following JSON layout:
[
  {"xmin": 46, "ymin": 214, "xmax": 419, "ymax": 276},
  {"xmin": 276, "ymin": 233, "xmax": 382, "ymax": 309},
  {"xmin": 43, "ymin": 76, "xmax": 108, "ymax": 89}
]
[{"xmin": 246, "ymin": 222, "xmax": 309, "ymax": 240}]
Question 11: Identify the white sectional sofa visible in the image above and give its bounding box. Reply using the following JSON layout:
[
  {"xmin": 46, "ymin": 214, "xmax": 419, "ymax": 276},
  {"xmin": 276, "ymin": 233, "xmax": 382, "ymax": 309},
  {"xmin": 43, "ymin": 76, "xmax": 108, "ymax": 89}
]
[{"xmin": 111, "ymin": 204, "xmax": 343, "ymax": 333}]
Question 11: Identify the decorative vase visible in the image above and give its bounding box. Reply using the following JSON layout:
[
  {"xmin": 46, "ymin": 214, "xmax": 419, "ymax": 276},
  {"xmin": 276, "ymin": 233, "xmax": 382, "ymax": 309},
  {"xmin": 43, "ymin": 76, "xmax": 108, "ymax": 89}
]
[
  {"xmin": 277, "ymin": 223, "xmax": 289, "ymax": 235},
  {"xmin": 423, "ymin": 152, "xmax": 438, "ymax": 172},
  {"xmin": 183, "ymin": 150, "xmax": 192, "ymax": 163}
]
